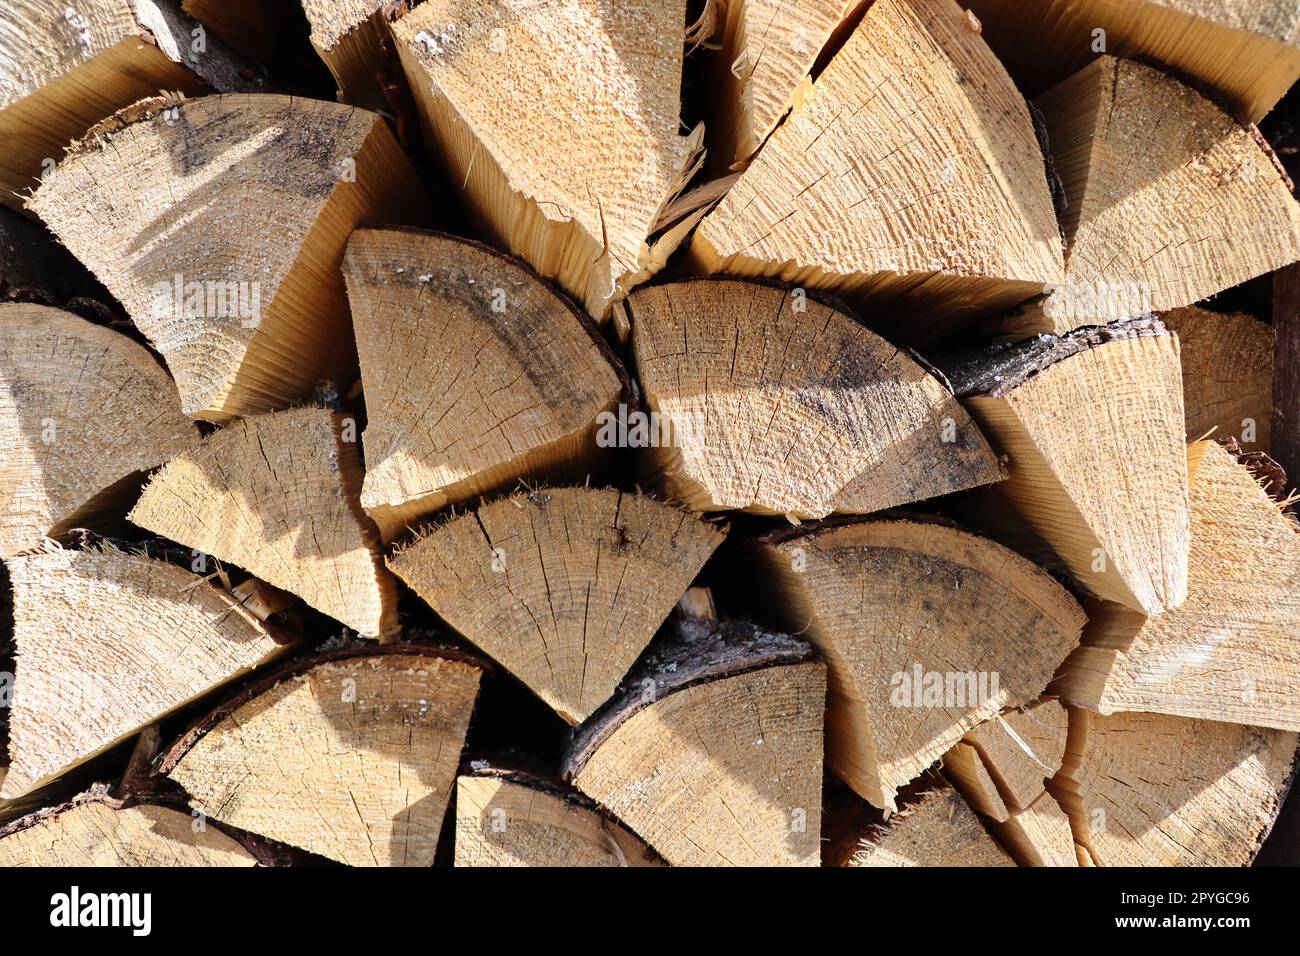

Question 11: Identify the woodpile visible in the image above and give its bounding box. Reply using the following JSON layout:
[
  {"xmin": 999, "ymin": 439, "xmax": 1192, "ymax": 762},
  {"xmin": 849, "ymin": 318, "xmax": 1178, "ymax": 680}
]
[{"xmin": 0, "ymin": 0, "xmax": 1298, "ymax": 869}]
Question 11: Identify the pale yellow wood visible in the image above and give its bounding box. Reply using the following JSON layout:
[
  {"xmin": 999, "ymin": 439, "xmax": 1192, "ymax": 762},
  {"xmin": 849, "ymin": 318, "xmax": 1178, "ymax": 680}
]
[
  {"xmin": 166, "ymin": 652, "xmax": 481, "ymax": 867},
  {"xmin": 0, "ymin": 303, "xmax": 197, "ymax": 556},
  {"xmin": 390, "ymin": 488, "xmax": 723, "ymax": 724},
  {"xmin": 990, "ymin": 791, "xmax": 1082, "ymax": 867},
  {"xmin": 943, "ymin": 741, "xmax": 1008, "ymax": 821},
  {"xmin": 29, "ymin": 93, "xmax": 430, "ymax": 421},
  {"xmin": 129, "ymin": 406, "xmax": 397, "ymax": 637},
  {"xmin": 627, "ymin": 279, "xmax": 1003, "ymax": 518},
  {"xmin": 342, "ymin": 228, "xmax": 624, "ymax": 541},
  {"xmin": 299, "ymin": 0, "xmax": 392, "ymax": 108},
  {"xmin": 965, "ymin": 700, "xmax": 1069, "ymax": 812},
  {"xmin": 0, "ymin": 545, "xmax": 290, "ymax": 800},
  {"xmin": 848, "ymin": 786, "xmax": 1015, "ymax": 867}
]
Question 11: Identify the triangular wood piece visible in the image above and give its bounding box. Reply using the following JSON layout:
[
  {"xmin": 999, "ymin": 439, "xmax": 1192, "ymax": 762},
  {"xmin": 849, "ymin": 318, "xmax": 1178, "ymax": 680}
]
[
  {"xmin": 342, "ymin": 228, "xmax": 626, "ymax": 541},
  {"xmin": 1010, "ymin": 57, "xmax": 1300, "ymax": 334},
  {"xmin": 751, "ymin": 517, "xmax": 1084, "ymax": 810},
  {"xmin": 841, "ymin": 784, "xmax": 1015, "ymax": 867},
  {"xmin": 29, "ymin": 93, "xmax": 431, "ymax": 421},
  {"xmin": 129, "ymin": 406, "xmax": 398, "ymax": 637},
  {"xmin": 943, "ymin": 317, "xmax": 1191, "ymax": 616},
  {"xmin": 1053, "ymin": 708, "xmax": 1298, "ymax": 866},
  {"xmin": 299, "ymin": 0, "xmax": 392, "ymax": 109},
  {"xmin": 964, "ymin": 0, "xmax": 1300, "ymax": 123},
  {"xmin": 626, "ymin": 278, "xmax": 1003, "ymax": 519},
  {"xmin": 1055, "ymin": 441, "xmax": 1300, "ymax": 729},
  {"xmin": 0, "ymin": 792, "xmax": 256, "ymax": 866},
  {"xmin": 0, "ymin": 303, "xmax": 197, "ymax": 556},
  {"xmin": 563, "ymin": 619, "xmax": 826, "ymax": 866},
  {"xmin": 389, "ymin": 487, "xmax": 724, "ymax": 724},
  {"xmin": 160, "ymin": 646, "xmax": 482, "ymax": 867},
  {"xmin": 392, "ymin": 0, "xmax": 701, "ymax": 317},
  {"xmin": 1163, "ymin": 305, "xmax": 1272, "ymax": 450},
  {"xmin": 454, "ymin": 769, "xmax": 662, "ymax": 867},
  {"xmin": 689, "ymin": 0, "xmax": 1063, "ymax": 339},
  {"xmin": 0, "ymin": 545, "xmax": 291, "ymax": 800}
]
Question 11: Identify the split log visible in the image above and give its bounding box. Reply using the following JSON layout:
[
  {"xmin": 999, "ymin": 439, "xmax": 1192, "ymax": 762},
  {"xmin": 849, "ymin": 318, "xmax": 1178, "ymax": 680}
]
[
  {"xmin": 299, "ymin": 0, "xmax": 393, "ymax": 110},
  {"xmin": 1274, "ymin": 264, "xmax": 1300, "ymax": 485},
  {"xmin": 837, "ymin": 783, "xmax": 1015, "ymax": 867},
  {"xmin": 160, "ymin": 645, "xmax": 482, "ymax": 867},
  {"xmin": 1162, "ymin": 305, "xmax": 1272, "ymax": 449},
  {"xmin": 563, "ymin": 617, "xmax": 826, "ymax": 866},
  {"xmin": 964, "ymin": 0, "xmax": 1300, "ymax": 123},
  {"xmin": 0, "ymin": 0, "xmax": 263, "ymax": 211},
  {"xmin": 749, "ymin": 516, "xmax": 1084, "ymax": 810},
  {"xmin": 689, "ymin": 0, "xmax": 1064, "ymax": 339},
  {"xmin": 625, "ymin": 278, "xmax": 1003, "ymax": 519},
  {"xmin": 389, "ymin": 487, "xmax": 724, "ymax": 724},
  {"xmin": 128, "ymin": 406, "xmax": 398, "ymax": 638},
  {"xmin": 392, "ymin": 0, "xmax": 703, "ymax": 318},
  {"xmin": 0, "ymin": 544, "xmax": 292, "ymax": 800},
  {"xmin": 341, "ymin": 228, "xmax": 627, "ymax": 541},
  {"xmin": 28, "ymin": 93, "xmax": 432, "ymax": 421},
  {"xmin": 1052, "ymin": 707, "xmax": 1298, "ymax": 866},
  {"xmin": 942, "ymin": 317, "xmax": 1190, "ymax": 616},
  {"xmin": 1007, "ymin": 57, "xmax": 1300, "ymax": 334},
  {"xmin": 1055, "ymin": 441, "xmax": 1300, "ymax": 730},
  {"xmin": 454, "ymin": 769, "xmax": 662, "ymax": 867},
  {"xmin": 0, "ymin": 303, "xmax": 197, "ymax": 556}
]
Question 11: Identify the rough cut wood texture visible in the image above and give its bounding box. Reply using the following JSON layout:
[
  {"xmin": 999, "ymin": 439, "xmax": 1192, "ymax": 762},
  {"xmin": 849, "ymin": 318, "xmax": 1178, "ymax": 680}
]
[
  {"xmin": 389, "ymin": 487, "xmax": 723, "ymax": 724},
  {"xmin": 0, "ymin": 545, "xmax": 290, "ymax": 800},
  {"xmin": 690, "ymin": 0, "xmax": 1064, "ymax": 339},
  {"xmin": 129, "ymin": 406, "xmax": 397, "ymax": 637},
  {"xmin": 299, "ymin": 0, "xmax": 391, "ymax": 109},
  {"xmin": 28, "ymin": 93, "xmax": 430, "ymax": 421},
  {"xmin": 342, "ymin": 228, "xmax": 625, "ymax": 541},
  {"xmin": 751, "ymin": 518, "xmax": 1084, "ymax": 810},
  {"xmin": 0, "ymin": 303, "xmax": 197, "ymax": 556},
  {"xmin": 626, "ymin": 278, "xmax": 1003, "ymax": 519},
  {"xmin": 1055, "ymin": 441, "xmax": 1300, "ymax": 730},
  {"xmin": 846, "ymin": 785, "xmax": 1015, "ymax": 867},
  {"xmin": 393, "ymin": 0, "xmax": 701, "ymax": 318},
  {"xmin": 163, "ymin": 649, "xmax": 481, "ymax": 867}
]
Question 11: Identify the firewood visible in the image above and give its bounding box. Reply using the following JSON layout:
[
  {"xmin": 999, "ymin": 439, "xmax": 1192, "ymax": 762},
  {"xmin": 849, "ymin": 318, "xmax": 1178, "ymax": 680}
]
[
  {"xmin": 964, "ymin": 0, "xmax": 1300, "ymax": 123},
  {"xmin": 1006, "ymin": 57, "xmax": 1300, "ymax": 335},
  {"xmin": 1052, "ymin": 707, "xmax": 1298, "ymax": 866},
  {"xmin": 453, "ymin": 769, "xmax": 662, "ymax": 867},
  {"xmin": 749, "ymin": 516, "xmax": 1084, "ymax": 810},
  {"xmin": 942, "ymin": 317, "xmax": 1190, "ymax": 616},
  {"xmin": 838, "ymin": 783, "xmax": 1015, "ymax": 867},
  {"xmin": 28, "ymin": 93, "xmax": 431, "ymax": 421},
  {"xmin": 299, "ymin": 0, "xmax": 393, "ymax": 109},
  {"xmin": 562, "ymin": 617, "xmax": 826, "ymax": 866},
  {"xmin": 1055, "ymin": 441, "xmax": 1300, "ymax": 730},
  {"xmin": 1273, "ymin": 263, "xmax": 1300, "ymax": 482},
  {"xmin": 0, "ymin": 544, "xmax": 292, "ymax": 800},
  {"xmin": 160, "ymin": 646, "xmax": 482, "ymax": 867},
  {"xmin": 625, "ymin": 278, "xmax": 1003, "ymax": 519},
  {"xmin": 0, "ymin": 303, "xmax": 197, "ymax": 556},
  {"xmin": 391, "ymin": 0, "xmax": 702, "ymax": 318},
  {"xmin": 689, "ymin": 0, "xmax": 1064, "ymax": 338},
  {"xmin": 0, "ymin": 207, "xmax": 106, "ymax": 300},
  {"xmin": 341, "ymin": 228, "xmax": 627, "ymax": 541},
  {"xmin": 128, "ymin": 406, "xmax": 398, "ymax": 638},
  {"xmin": 1162, "ymin": 305, "xmax": 1273, "ymax": 450},
  {"xmin": 389, "ymin": 487, "xmax": 723, "ymax": 724}
]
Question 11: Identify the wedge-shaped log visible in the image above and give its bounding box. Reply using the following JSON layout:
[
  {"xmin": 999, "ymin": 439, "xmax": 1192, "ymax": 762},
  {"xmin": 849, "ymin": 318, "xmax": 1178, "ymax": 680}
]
[
  {"xmin": 1163, "ymin": 306, "xmax": 1272, "ymax": 450},
  {"xmin": 129, "ymin": 406, "xmax": 397, "ymax": 637},
  {"xmin": 299, "ymin": 0, "xmax": 392, "ymax": 109},
  {"xmin": 0, "ymin": 304, "xmax": 197, "ymax": 556},
  {"xmin": 0, "ymin": 545, "xmax": 291, "ymax": 800},
  {"xmin": 455, "ymin": 769, "xmax": 662, "ymax": 867},
  {"xmin": 1011, "ymin": 57, "xmax": 1300, "ymax": 334},
  {"xmin": 390, "ymin": 488, "xmax": 723, "ymax": 723},
  {"xmin": 751, "ymin": 517, "xmax": 1084, "ymax": 810},
  {"xmin": 964, "ymin": 0, "xmax": 1300, "ymax": 123},
  {"xmin": 0, "ymin": 792, "xmax": 256, "ymax": 866},
  {"xmin": 627, "ymin": 279, "xmax": 1003, "ymax": 518},
  {"xmin": 1053, "ymin": 708, "xmax": 1298, "ymax": 866},
  {"xmin": 161, "ymin": 646, "xmax": 482, "ymax": 867},
  {"xmin": 342, "ymin": 228, "xmax": 626, "ymax": 541},
  {"xmin": 29, "ymin": 93, "xmax": 431, "ymax": 421},
  {"xmin": 564, "ymin": 618, "xmax": 826, "ymax": 866},
  {"xmin": 689, "ymin": 0, "xmax": 1064, "ymax": 338},
  {"xmin": 838, "ymin": 784, "xmax": 1014, "ymax": 867},
  {"xmin": 392, "ymin": 0, "xmax": 701, "ymax": 318},
  {"xmin": 944, "ymin": 317, "xmax": 1190, "ymax": 616},
  {"xmin": 1056, "ymin": 442, "xmax": 1300, "ymax": 729}
]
